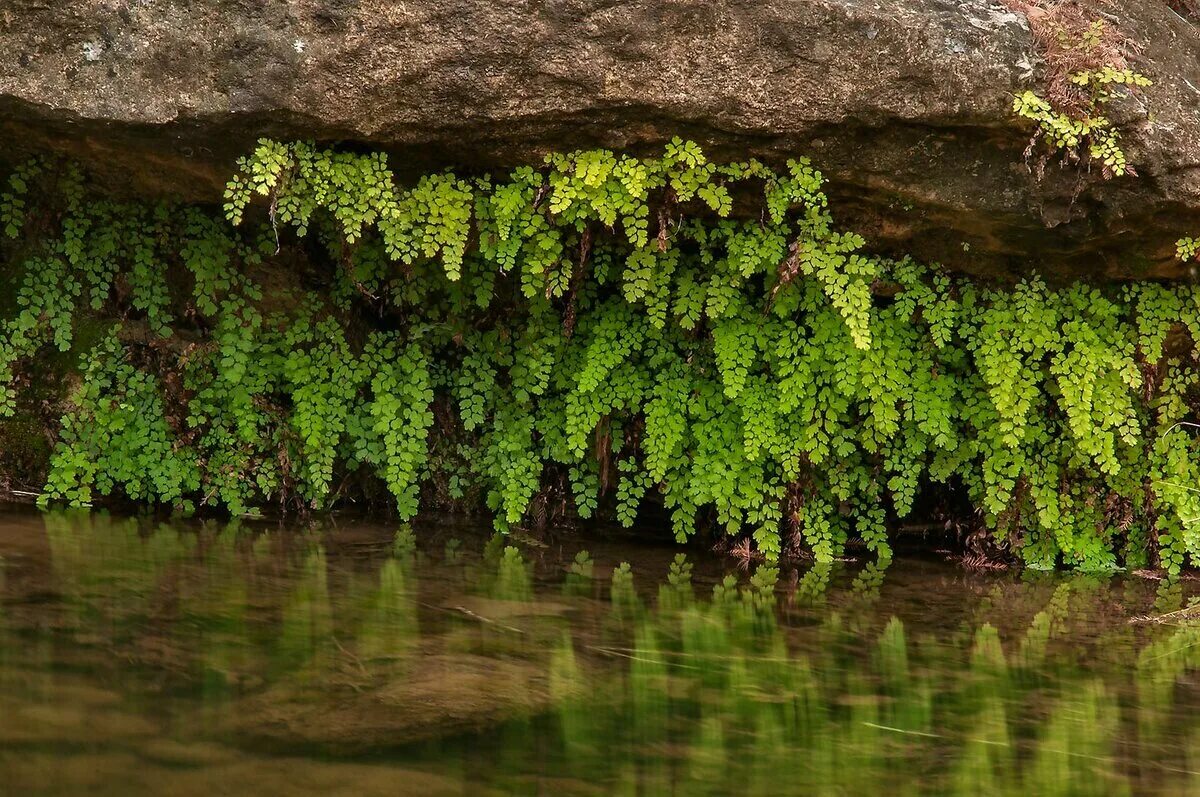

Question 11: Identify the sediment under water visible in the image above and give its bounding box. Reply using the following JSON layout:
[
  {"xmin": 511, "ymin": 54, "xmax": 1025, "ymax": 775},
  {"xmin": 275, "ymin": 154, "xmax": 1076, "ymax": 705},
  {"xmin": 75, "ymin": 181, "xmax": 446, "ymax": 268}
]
[{"xmin": 0, "ymin": 506, "xmax": 1198, "ymax": 794}]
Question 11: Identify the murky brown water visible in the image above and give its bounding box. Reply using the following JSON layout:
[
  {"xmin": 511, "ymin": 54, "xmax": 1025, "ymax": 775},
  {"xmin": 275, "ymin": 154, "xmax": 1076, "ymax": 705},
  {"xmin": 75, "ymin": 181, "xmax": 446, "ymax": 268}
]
[{"xmin": 2, "ymin": 507, "xmax": 1200, "ymax": 795}]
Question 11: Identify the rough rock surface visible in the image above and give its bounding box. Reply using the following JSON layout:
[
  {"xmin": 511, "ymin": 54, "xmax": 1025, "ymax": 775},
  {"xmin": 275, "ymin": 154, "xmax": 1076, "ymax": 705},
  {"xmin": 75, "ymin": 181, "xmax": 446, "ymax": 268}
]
[{"xmin": 1, "ymin": 0, "xmax": 1198, "ymax": 278}]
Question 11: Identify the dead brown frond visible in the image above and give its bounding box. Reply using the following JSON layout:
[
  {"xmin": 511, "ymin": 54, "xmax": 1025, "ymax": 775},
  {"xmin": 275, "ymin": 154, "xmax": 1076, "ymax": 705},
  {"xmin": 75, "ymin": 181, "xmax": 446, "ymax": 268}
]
[
  {"xmin": 943, "ymin": 520, "xmax": 1015, "ymax": 571},
  {"xmin": 1103, "ymin": 490, "xmax": 1135, "ymax": 533},
  {"xmin": 1002, "ymin": 0, "xmax": 1139, "ymax": 115},
  {"xmin": 769, "ymin": 239, "xmax": 804, "ymax": 311},
  {"xmin": 730, "ymin": 537, "xmax": 756, "ymax": 570}
]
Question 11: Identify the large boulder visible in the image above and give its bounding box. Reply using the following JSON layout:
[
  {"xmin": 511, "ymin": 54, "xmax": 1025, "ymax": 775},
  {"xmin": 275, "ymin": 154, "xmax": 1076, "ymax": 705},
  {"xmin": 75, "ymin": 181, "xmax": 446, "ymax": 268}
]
[{"xmin": 0, "ymin": 0, "xmax": 1197, "ymax": 278}]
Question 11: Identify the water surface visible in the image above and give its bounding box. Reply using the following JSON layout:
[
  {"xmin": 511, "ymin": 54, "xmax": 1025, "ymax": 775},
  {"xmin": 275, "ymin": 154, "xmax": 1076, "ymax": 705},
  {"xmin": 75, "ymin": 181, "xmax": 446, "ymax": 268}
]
[{"xmin": 1, "ymin": 508, "xmax": 1199, "ymax": 795}]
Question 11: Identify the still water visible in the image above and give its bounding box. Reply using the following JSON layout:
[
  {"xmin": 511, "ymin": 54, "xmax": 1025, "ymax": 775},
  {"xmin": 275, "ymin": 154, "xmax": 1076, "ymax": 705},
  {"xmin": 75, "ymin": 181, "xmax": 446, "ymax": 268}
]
[{"xmin": 2, "ymin": 508, "xmax": 1200, "ymax": 795}]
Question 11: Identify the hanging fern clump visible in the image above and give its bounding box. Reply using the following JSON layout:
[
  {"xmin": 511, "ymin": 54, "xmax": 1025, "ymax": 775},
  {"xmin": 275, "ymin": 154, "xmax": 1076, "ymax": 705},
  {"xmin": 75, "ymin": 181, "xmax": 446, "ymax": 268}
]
[{"xmin": 3, "ymin": 139, "xmax": 1200, "ymax": 573}]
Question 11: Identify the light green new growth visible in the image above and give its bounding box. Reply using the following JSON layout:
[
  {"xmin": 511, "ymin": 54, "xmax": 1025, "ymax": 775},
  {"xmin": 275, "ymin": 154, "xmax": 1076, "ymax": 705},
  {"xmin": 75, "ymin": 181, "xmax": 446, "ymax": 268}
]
[
  {"xmin": 1013, "ymin": 67, "xmax": 1151, "ymax": 178},
  {"xmin": 1179, "ymin": 238, "xmax": 1199, "ymax": 263}
]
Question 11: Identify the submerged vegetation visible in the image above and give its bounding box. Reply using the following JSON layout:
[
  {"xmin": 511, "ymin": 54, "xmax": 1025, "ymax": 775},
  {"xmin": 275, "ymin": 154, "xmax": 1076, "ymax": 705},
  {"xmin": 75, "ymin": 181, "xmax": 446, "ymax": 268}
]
[{"xmin": 2, "ymin": 139, "xmax": 1200, "ymax": 572}]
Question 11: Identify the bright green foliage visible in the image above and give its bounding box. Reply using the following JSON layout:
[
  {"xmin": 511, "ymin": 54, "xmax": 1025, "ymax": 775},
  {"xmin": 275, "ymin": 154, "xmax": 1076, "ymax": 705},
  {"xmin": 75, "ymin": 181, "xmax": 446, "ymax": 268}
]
[
  {"xmin": 41, "ymin": 331, "xmax": 200, "ymax": 507},
  {"xmin": 0, "ymin": 257, "xmax": 78, "ymax": 416},
  {"xmin": 6, "ymin": 141, "xmax": 1200, "ymax": 573},
  {"xmin": 1179, "ymin": 238, "xmax": 1199, "ymax": 263},
  {"xmin": 1013, "ymin": 67, "xmax": 1151, "ymax": 178},
  {"xmin": 361, "ymin": 337, "xmax": 434, "ymax": 518}
]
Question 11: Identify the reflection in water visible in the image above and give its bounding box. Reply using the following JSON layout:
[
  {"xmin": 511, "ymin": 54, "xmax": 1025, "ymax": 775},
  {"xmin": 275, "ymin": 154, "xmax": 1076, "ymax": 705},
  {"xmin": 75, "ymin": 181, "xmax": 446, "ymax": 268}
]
[{"xmin": 0, "ymin": 509, "xmax": 1199, "ymax": 794}]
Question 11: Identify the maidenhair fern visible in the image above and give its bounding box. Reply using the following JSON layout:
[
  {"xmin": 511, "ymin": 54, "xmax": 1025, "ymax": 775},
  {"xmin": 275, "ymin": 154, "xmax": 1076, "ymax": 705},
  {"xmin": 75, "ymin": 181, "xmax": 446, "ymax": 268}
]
[
  {"xmin": 3, "ymin": 140, "xmax": 1200, "ymax": 575},
  {"xmin": 1013, "ymin": 67, "xmax": 1151, "ymax": 178},
  {"xmin": 1179, "ymin": 238, "xmax": 1199, "ymax": 263}
]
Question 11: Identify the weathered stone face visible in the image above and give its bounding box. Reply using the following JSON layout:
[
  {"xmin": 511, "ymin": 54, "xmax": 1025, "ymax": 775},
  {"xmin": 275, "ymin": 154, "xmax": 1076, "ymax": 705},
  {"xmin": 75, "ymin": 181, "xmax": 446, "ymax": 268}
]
[{"xmin": 0, "ymin": 0, "xmax": 1197, "ymax": 278}]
